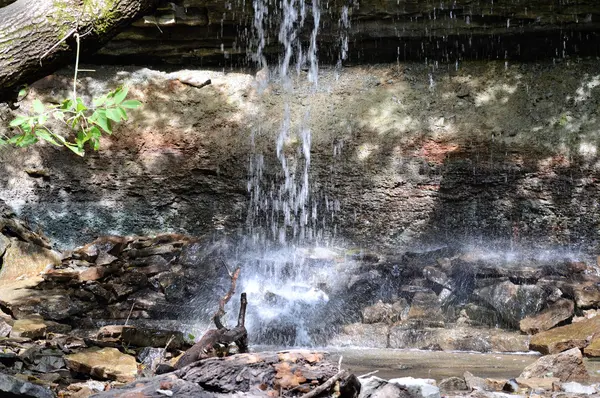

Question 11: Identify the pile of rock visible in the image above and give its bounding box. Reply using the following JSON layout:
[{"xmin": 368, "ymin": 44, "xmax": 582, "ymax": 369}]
[{"xmin": 334, "ymin": 246, "xmax": 600, "ymax": 354}]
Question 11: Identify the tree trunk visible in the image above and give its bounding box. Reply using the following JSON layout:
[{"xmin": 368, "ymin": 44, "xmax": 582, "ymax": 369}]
[{"xmin": 0, "ymin": 0, "xmax": 157, "ymax": 100}]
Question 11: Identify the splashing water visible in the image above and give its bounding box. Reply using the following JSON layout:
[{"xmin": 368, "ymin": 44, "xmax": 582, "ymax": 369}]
[{"xmin": 240, "ymin": 0, "xmax": 342, "ymax": 346}]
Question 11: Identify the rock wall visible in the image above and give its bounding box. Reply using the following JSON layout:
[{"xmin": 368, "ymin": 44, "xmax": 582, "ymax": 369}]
[
  {"xmin": 92, "ymin": 0, "xmax": 600, "ymax": 65},
  {"xmin": 0, "ymin": 59, "xmax": 599, "ymax": 253}
]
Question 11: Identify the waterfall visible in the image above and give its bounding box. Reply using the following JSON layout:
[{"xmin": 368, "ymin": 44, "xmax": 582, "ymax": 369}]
[{"xmin": 239, "ymin": 0, "xmax": 349, "ymax": 346}]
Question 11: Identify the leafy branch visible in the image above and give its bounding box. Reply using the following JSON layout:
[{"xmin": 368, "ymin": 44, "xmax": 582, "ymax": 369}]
[{"xmin": 1, "ymin": 32, "xmax": 141, "ymax": 156}]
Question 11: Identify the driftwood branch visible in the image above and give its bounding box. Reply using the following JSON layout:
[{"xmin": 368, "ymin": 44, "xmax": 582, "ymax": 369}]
[
  {"xmin": 300, "ymin": 370, "xmax": 348, "ymax": 398},
  {"xmin": 174, "ymin": 264, "xmax": 247, "ymax": 370},
  {"xmin": 213, "ymin": 262, "xmax": 240, "ymax": 330}
]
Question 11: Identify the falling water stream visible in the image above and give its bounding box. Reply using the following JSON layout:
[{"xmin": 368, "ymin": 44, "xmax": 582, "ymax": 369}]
[{"xmin": 236, "ymin": 0, "xmax": 350, "ymax": 345}]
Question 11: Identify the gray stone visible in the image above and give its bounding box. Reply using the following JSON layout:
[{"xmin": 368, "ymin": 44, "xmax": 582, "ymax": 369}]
[
  {"xmin": 475, "ymin": 281, "xmax": 547, "ymax": 327},
  {"xmin": 359, "ymin": 376, "xmax": 411, "ymax": 398},
  {"xmin": 464, "ymin": 371, "xmax": 488, "ymax": 391},
  {"xmin": 0, "ymin": 319, "xmax": 11, "ymax": 337},
  {"xmin": 388, "ymin": 377, "xmax": 440, "ymax": 398},
  {"xmin": 561, "ymin": 382, "xmax": 598, "ymax": 395},
  {"xmin": 0, "ymin": 373, "xmax": 56, "ymax": 398},
  {"xmin": 439, "ymin": 377, "xmax": 468, "ymax": 392}
]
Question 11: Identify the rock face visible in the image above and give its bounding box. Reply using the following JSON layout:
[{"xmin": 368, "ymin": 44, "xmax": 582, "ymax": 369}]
[
  {"xmin": 3, "ymin": 59, "xmax": 600, "ymax": 254},
  {"xmin": 1, "ymin": 60, "xmax": 600, "ymax": 254},
  {"xmin": 93, "ymin": 0, "xmax": 600, "ymax": 65}
]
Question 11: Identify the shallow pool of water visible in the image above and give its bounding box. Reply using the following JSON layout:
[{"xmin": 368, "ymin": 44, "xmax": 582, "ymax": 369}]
[{"xmin": 256, "ymin": 347, "xmax": 600, "ymax": 383}]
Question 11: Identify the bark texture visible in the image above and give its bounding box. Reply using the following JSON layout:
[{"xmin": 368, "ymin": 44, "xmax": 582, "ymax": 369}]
[{"xmin": 0, "ymin": 0, "xmax": 156, "ymax": 99}]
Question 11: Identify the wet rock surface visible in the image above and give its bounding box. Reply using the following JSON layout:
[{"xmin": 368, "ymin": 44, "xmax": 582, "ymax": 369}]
[{"xmin": 0, "ymin": 210, "xmax": 600, "ymax": 396}]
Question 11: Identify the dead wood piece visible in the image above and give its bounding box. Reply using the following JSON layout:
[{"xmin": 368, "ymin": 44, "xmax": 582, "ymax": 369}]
[
  {"xmin": 213, "ymin": 263, "xmax": 240, "ymax": 330},
  {"xmin": 300, "ymin": 370, "xmax": 348, "ymax": 398},
  {"xmin": 175, "ymin": 292, "xmax": 248, "ymax": 369}
]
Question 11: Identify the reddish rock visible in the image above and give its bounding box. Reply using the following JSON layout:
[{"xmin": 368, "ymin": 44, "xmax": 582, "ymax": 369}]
[{"xmin": 79, "ymin": 267, "xmax": 106, "ymax": 282}]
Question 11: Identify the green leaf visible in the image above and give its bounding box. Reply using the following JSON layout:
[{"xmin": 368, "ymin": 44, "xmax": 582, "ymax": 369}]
[
  {"xmin": 89, "ymin": 126, "xmax": 102, "ymax": 139},
  {"xmin": 106, "ymin": 108, "xmax": 122, "ymax": 123},
  {"xmin": 53, "ymin": 111, "xmax": 65, "ymax": 121},
  {"xmin": 112, "ymin": 86, "xmax": 128, "ymax": 105},
  {"xmin": 9, "ymin": 116, "xmax": 28, "ymax": 127},
  {"xmin": 120, "ymin": 99, "xmax": 142, "ymax": 109},
  {"xmin": 64, "ymin": 142, "xmax": 85, "ymax": 157},
  {"xmin": 76, "ymin": 130, "xmax": 89, "ymax": 145},
  {"xmin": 60, "ymin": 99, "xmax": 74, "ymax": 110},
  {"xmin": 38, "ymin": 115, "xmax": 47, "ymax": 125},
  {"xmin": 16, "ymin": 134, "xmax": 38, "ymax": 147},
  {"xmin": 35, "ymin": 129, "xmax": 61, "ymax": 146},
  {"xmin": 90, "ymin": 110, "xmax": 112, "ymax": 134},
  {"xmin": 93, "ymin": 95, "xmax": 108, "ymax": 107},
  {"xmin": 7, "ymin": 135, "xmax": 22, "ymax": 144},
  {"xmin": 117, "ymin": 107, "xmax": 128, "ymax": 121},
  {"xmin": 0, "ymin": 137, "xmax": 6, "ymax": 146},
  {"xmin": 91, "ymin": 138, "xmax": 100, "ymax": 151},
  {"xmin": 75, "ymin": 98, "xmax": 87, "ymax": 112},
  {"xmin": 17, "ymin": 86, "xmax": 28, "ymax": 101},
  {"xmin": 32, "ymin": 99, "xmax": 44, "ymax": 114}
]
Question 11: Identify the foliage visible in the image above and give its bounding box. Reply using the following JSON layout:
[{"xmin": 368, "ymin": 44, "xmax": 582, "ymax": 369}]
[{"xmin": 2, "ymin": 86, "xmax": 141, "ymax": 156}]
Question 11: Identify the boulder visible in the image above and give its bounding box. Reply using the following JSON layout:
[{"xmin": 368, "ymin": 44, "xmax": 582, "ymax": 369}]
[
  {"xmin": 529, "ymin": 316, "xmax": 600, "ymax": 355},
  {"xmin": 519, "ymin": 347, "xmax": 589, "ymax": 382},
  {"xmin": 64, "ymin": 347, "xmax": 138, "ymax": 383},
  {"xmin": 558, "ymin": 277, "xmax": 600, "ymax": 309},
  {"xmin": 514, "ymin": 377, "xmax": 560, "ymax": 391},
  {"xmin": 10, "ymin": 318, "xmax": 47, "ymax": 339},
  {"xmin": 406, "ymin": 291, "xmax": 443, "ymax": 324},
  {"xmin": 362, "ymin": 301, "xmax": 394, "ymax": 324},
  {"xmin": 438, "ymin": 376, "xmax": 468, "ymax": 392},
  {"xmin": 475, "ymin": 281, "xmax": 547, "ymax": 327},
  {"xmin": 0, "ymin": 373, "xmax": 56, "ymax": 398},
  {"xmin": 519, "ymin": 299, "xmax": 574, "ymax": 335},
  {"xmin": 583, "ymin": 337, "xmax": 600, "ymax": 357},
  {"xmin": 359, "ymin": 376, "xmax": 412, "ymax": 398},
  {"xmin": 0, "ymin": 240, "xmax": 61, "ymax": 282},
  {"xmin": 388, "ymin": 377, "xmax": 440, "ymax": 398},
  {"xmin": 423, "ymin": 266, "xmax": 453, "ymax": 290},
  {"xmin": 464, "ymin": 371, "xmax": 488, "ymax": 391}
]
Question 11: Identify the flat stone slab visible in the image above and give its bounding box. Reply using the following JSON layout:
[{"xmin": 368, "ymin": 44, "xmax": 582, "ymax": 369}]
[
  {"xmin": 64, "ymin": 347, "xmax": 138, "ymax": 383},
  {"xmin": 529, "ymin": 316, "xmax": 600, "ymax": 355}
]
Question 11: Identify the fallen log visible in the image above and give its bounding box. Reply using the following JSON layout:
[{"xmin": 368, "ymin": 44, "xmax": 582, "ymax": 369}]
[{"xmin": 94, "ymin": 350, "xmax": 361, "ymax": 397}]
